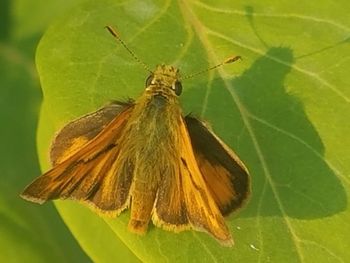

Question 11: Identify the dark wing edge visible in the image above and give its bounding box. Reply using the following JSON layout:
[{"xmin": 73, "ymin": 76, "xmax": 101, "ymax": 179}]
[{"xmin": 184, "ymin": 115, "xmax": 251, "ymax": 216}]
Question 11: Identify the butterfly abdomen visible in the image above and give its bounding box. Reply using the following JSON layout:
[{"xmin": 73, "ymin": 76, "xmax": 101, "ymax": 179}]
[{"xmin": 125, "ymin": 98, "xmax": 182, "ymax": 233}]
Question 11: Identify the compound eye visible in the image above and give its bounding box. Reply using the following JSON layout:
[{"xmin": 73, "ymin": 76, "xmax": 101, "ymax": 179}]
[
  {"xmin": 145, "ymin": 75, "xmax": 153, "ymax": 87},
  {"xmin": 172, "ymin": 80, "xmax": 182, "ymax": 96}
]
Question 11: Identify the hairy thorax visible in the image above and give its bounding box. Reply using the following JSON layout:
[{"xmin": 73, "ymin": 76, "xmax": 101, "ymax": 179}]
[{"xmin": 121, "ymin": 93, "xmax": 182, "ymax": 184}]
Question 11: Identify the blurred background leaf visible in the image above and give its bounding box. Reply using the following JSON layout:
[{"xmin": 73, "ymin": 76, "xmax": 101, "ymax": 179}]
[
  {"xmin": 0, "ymin": 0, "xmax": 91, "ymax": 262},
  {"xmin": 2, "ymin": 0, "xmax": 350, "ymax": 262},
  {"xmin": 0, "ymin": 0, "xmax": 134, "ymax": 262}
]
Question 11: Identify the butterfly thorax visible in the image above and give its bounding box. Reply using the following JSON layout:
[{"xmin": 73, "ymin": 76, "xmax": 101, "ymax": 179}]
[
  {"xmin": 122, "ymin": 64, "xmax": 183, "ymax": 158},
  {"xmin": 124, "ymin": 68, "xmax": 183, "ymax": 164}
]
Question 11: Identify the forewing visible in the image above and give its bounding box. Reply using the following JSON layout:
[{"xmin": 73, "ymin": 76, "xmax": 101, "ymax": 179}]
[
  {"xmin": 153, "ymin": 117, "xmax": 233, "ymax": 246},
  {"xmin": 185, "ymin": 116, "xmax": 250, "ymax": 216},
  {"xmin": 21, "ymin": 103, "xmax": 135, "ymax": 216}
]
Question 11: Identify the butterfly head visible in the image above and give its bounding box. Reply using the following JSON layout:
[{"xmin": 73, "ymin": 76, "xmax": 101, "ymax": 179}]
[{"xmin": 145, "ymin": 65, "xmax": 182, "ymax": 99}]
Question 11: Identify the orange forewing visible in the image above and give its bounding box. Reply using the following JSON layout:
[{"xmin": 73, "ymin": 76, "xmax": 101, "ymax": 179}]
[
  {"xmin": 185, "ymin": 116, "xmax": 250, "ymax": 216},
  {"xmin": 153, "ymin": 116, "xmax": 234, "ymax": 246},
  {"xmin": 21, "ymin": 102, "xmax": 135, "ymax": 215}
]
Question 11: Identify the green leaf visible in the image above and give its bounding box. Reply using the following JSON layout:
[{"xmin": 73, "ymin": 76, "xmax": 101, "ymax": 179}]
[
  {"xmin": 0, "ymin": 0, "xmax": 90, "ymax": 262},
  {"xmin": 36, "ymin": 0, "xmax": 350, "ymax": 262}
]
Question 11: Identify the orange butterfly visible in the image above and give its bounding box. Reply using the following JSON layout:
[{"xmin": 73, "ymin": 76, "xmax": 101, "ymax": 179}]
[{"xmin": 21, "ymin": 26, "xmax": 250, "ymax": 246}]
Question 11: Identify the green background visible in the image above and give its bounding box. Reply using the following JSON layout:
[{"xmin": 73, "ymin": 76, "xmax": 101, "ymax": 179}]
[{"xmin": 1, "ymin": 0, "xmax": 349, "ymax": 262}]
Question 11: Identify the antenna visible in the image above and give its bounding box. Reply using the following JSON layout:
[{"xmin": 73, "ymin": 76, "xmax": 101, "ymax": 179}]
[
  {"xmin": 181, "ymin": 55, "xmax": 242, "ymax": 80},
  {"xmin": 105, "ymin": 25, "xmax": 152, "ymax": 73}
]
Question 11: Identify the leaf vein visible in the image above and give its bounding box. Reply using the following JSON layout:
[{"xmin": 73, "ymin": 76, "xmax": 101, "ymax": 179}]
[
  {"xmin": 300, "ymin": 240, "xmax": 345, "ymax": 263},
  {"xmin": 194, "ymin": 0, "xmax": 350, "ymax": 32},
  {"xmin": 206, "ymin": 29, "xmax": 350, "ymax": 103},
  {"xmin": 247, "ymin": 112, "xmax": 350, "ymax": 186}
]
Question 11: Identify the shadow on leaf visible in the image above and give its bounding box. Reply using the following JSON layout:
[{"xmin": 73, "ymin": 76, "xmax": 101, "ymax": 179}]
[{"xmin": 184, "ymin": 47, "xmax": 346, "ymax": 220}]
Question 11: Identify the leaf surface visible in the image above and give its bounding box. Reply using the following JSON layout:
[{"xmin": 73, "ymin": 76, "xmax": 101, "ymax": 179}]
[{"xmin": 36, "ymin": 0, "xmax": 350, "ymax": 262}]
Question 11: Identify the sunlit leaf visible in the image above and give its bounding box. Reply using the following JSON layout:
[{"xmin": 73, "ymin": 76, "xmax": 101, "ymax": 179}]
[{"xmin": 36, "ymin": 0, "xmax": 350, "ymax": 262}]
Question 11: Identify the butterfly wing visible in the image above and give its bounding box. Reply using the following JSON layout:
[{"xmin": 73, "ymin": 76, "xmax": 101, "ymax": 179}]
[
  {"xmin": 21, "ymin": 101, "xmax": 135, "ymax": 216},
  {"xmin": 185, "ymin": 115, "xmax": 250, "ymax": 216},
  {"xmin": 153, "ymin": 116, "xmax": 234, "ymax": 246},
  {"xmin": 50, "ymin": 100, "xmax": 133, "ymax": 164}
]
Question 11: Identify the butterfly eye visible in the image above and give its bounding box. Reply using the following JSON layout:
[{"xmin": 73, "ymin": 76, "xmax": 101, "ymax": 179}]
[
  {"xmin": 145, "ymin": 75, "xmax": 153, "ymax": 87},
  {"xmin": 172, "ymin": 81, "xmax": 182, "ymax": 96}
]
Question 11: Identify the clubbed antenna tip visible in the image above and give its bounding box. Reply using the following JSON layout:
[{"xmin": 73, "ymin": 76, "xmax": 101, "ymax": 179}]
[
  {"xmin": 105, "ymin": 25, "xmax": 152, "ymax": 74},
  {"xmin": 182, "ymin": 55, "xmax": 242, "ymax": 80},
  {"xmin": 224, "ymin": 55, "xmax": 242, "ymax": 64}
]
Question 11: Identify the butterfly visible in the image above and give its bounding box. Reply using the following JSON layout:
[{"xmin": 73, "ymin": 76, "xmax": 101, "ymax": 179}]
[{"xmin": 21, "ymin": 26, "xmax": 250, "ymax": 246}]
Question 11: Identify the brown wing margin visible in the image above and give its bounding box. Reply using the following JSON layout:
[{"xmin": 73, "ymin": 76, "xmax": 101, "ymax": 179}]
[
  {"xmin": 184, "ymin": 115, "xmax": 250, "ymax": 216},
  {"xmin": 21, "ymin": 102, "xmax": 135, "ymax": 216}
]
